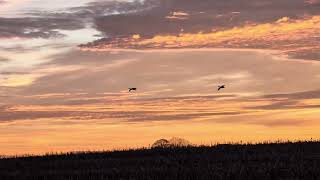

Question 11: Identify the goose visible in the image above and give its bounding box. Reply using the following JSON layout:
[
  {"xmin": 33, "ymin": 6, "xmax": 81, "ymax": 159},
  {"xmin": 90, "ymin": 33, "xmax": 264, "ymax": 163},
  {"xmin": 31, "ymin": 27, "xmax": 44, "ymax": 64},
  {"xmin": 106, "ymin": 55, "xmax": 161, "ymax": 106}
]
[{"xmin": 128, "ymin": 88, "xmax": 137, "ymax": 92}]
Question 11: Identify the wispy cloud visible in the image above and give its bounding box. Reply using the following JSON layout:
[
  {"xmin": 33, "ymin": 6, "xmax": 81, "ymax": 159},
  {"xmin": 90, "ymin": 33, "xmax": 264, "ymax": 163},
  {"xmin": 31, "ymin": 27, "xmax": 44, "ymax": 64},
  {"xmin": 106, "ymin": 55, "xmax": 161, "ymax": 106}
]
[
  {"xmin": 0, "ymin": 49, "xmax": 319, "ymax": 128},
  {"xmin": 0, "ymin": 0, "xmax": 157, "ymax": 39},
  {"xmin": 1, "ymin": 89, "xmax": 319, "ymax": 128},
  {"xmin": 0, "ymin": 56, "xmax": 10, "ymax": 63},
  {"xmin": 0, "ymin": 17, "xmax": 85, "ymax": 39}
]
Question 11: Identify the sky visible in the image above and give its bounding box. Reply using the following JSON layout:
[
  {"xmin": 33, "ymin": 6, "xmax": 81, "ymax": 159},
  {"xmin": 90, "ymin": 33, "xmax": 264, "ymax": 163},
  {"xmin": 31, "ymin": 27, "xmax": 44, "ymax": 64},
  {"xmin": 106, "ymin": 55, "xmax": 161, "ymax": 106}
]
[{"xmin": 0, "ymin": 0, "xmax": 320, "ymax": 155}]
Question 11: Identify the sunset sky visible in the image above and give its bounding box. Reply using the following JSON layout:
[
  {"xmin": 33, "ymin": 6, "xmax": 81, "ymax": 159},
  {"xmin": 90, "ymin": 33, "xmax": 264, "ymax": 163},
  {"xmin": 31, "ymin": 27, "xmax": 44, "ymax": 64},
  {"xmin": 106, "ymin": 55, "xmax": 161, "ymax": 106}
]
[{"xmin": 1, "ymin": 0, "xmax": 320, "ymax": 155}]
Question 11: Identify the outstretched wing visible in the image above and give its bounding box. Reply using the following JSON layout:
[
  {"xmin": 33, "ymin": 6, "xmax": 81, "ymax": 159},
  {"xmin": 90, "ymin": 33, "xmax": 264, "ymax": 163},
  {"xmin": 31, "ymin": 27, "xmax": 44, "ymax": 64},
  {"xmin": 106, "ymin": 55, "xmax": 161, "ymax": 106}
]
[{"xmin": 217, "ymin": 85, "xmax": 225, "ymax": 91}]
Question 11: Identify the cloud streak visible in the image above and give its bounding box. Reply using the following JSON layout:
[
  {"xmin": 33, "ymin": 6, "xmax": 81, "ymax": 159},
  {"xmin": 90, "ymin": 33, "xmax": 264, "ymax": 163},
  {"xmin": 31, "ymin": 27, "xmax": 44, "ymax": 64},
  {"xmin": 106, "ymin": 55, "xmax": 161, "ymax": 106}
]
[{"xmin": 81, "ymin": 16, "xmax": 320, "ymax": 60}]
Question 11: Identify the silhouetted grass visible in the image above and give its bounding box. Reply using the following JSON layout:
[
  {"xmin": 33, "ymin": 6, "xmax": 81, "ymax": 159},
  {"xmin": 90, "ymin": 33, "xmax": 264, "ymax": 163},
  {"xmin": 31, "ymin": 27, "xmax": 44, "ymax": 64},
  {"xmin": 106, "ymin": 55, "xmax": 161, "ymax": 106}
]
[{"xmin": 1, "ymin": 141, "xmax": 320, "ymax": 180}]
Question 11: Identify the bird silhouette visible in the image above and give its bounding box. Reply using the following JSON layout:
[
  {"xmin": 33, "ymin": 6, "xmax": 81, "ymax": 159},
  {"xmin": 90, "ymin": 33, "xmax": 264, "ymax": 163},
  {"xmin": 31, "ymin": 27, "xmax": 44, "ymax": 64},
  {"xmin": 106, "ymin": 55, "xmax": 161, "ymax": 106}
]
[
  {"xmin": 128, "ymin": 88, "xmax": 137, "ymax": 92},
  {"xmin": 217, "ymin": 85, "xmax": 225, "ymax": 91}
]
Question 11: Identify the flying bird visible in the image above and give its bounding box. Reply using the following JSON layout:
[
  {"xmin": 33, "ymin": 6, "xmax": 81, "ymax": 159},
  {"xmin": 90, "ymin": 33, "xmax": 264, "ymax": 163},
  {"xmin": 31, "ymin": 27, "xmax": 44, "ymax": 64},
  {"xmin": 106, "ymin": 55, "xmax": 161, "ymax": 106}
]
[
  {"xmin": 217, "ymin": 85, "xmax": 225, "ymax": 91},
  {"xmin": 128, "ymin": 88, "xmax": 137, "ymax": 92}
]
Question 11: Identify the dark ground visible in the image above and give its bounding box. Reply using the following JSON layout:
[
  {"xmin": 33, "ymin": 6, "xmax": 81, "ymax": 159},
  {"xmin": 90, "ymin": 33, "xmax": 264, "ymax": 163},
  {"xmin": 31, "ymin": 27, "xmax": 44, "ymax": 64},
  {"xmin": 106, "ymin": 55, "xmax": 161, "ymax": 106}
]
[{"xmin": 1, "ymin": 141, "xmax": 320, "ymax": 180}]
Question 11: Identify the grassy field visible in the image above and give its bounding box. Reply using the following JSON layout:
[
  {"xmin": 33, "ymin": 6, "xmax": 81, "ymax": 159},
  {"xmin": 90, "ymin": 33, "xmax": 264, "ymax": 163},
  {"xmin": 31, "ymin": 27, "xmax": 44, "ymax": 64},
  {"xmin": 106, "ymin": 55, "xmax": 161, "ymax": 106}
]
[{"xmin": 1, "ymin": 141, "xmax": 320, "ymax": 180}]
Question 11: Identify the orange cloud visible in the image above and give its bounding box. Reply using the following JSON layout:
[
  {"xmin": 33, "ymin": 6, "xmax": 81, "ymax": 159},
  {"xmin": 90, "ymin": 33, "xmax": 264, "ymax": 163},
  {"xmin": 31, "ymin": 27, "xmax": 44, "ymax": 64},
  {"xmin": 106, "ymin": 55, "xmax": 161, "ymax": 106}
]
[
  {"xmin": 81, "ymin": 16, "xmax": 320, "ymax": 60},
  {"xmin": 0, "ymin": 75, "xmax": 36, "ymax": 87},
  {"xmin": 165, "ymin": 11, "xmax": 190, "ymax": 20},
  {"xmin": 135, "ymin": 16, "xmax": 320, "ymax": 47},
  {"xmin": 132, "ymin": 34, "xmax": 141, "ymax": 40},
  {"xmin": 276, "ymin": 17, "xmax": 290, "ymax": 23}
]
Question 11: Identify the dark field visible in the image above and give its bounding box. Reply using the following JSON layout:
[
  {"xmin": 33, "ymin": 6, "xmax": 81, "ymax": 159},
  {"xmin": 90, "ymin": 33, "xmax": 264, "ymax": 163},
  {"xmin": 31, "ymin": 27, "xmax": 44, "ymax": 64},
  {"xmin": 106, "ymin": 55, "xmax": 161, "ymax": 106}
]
[{"xmin": 1, "ymin": 141, "xmax": 320, "ymax": 180}]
